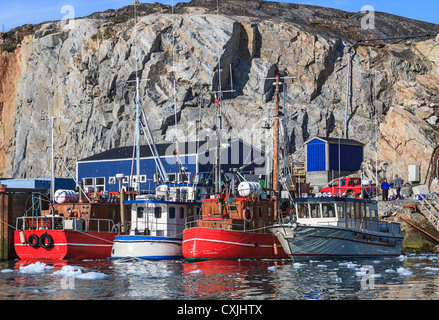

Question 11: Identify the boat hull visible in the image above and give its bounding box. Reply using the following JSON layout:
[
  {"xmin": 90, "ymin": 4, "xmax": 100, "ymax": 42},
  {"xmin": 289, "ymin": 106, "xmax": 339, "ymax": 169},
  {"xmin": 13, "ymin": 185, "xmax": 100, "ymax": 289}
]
[
  {"xmin": 110, "ymin": 235, "xmax": 183, "ymax": 260},
  {"xmin": 182, "ymin": 227, "xmax": 288, "ymax": 261},
  {"xmin": 14, "ymin": 230, "xmax": 117, "ymax": 260},
  {"xmin": 270, "ymin": 224, "xmax": 403, "ymax": 261}
]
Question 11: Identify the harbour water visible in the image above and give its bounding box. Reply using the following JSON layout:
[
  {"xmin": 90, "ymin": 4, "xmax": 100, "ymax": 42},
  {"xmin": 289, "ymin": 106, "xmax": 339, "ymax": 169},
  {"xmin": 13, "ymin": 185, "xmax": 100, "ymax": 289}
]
[{"xmin": 1, "ymin": 254, "xmax": 439, "ymax": 301}]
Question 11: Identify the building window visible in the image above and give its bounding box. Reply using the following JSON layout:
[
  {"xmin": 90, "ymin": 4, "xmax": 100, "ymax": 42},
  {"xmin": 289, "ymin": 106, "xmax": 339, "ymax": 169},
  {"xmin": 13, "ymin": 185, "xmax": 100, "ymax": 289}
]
[
  {"xmin": 180, "ymin": 173, "xmax": 190, "ymax": 182},
  {"xmin": 95, "ymin": 177, "xmax": 105, "ymax": 192},
  {"xmin": 84, "ymin": 178, "xmax": 94, "ymax": 192},
  {"xmin": 84, "ymin": 178, "xmax": 93, "ymax": 187},
  {"xmin": 109, "ymin": 177, "xmax": 116, "ymax": 185},
  {"xmin": 168, "ymin": 173, "xmax": 176, "ymax": 182}
]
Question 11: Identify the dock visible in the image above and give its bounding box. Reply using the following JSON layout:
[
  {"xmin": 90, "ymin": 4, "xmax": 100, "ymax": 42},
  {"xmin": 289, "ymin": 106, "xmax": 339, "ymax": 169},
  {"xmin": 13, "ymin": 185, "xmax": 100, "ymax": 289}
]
[{"xmin": 0, "ymin": 186, "xmax": 46, "ymax": 260}]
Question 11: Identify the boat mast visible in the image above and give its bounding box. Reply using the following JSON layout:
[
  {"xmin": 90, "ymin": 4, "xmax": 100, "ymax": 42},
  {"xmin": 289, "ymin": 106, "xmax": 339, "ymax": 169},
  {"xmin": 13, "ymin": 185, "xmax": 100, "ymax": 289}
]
[
  {"xmin": 273, "ymin": 76, "xmax": 280, "ymax": 220},
  {"xmin": 134, "ymin": 1, "xmax": 141, "ymax": 193},
  {"xmin": 264, "ymin": 74, "xmax": 294, "ymax": 220},
  {"xmin": 41, "ymin": 110, "xmax": 56, "ymax": 210}
]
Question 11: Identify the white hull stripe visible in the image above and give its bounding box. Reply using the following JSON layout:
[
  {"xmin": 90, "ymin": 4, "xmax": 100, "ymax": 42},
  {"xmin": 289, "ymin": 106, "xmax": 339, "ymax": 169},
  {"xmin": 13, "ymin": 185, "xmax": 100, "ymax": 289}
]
[
  {"xmin": 182, "ymin": 238, "xmax": 273, "ymax": 248},
  {"xmin": 16, "ymin": 243, "xmax": 113, "ymax": 247}
]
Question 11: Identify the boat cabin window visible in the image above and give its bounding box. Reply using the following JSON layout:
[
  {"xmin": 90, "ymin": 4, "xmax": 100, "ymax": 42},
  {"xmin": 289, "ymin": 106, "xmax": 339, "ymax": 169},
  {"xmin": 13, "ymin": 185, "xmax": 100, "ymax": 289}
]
[
  {"xmin": 332, "ymin": 180, "xmax": 339, "ymax": 187},
  {"xmin": 340, "ymin": 179, "xmax": 346, "ymax": 187},
  {"xmin": 310, "ymin": 204, "xmax": 320, "ymax": 218},
  {"xmin": 321, "ymin": 203, "xmax": 336, "ymax": 218},
  {"xmin": 354, "ymin": 203, "xmax": 360, "ymax": 219},
  {"xmin": 259, "ymin": 207, "xmax": 263, "ymax": 218},
  {"xmin": 336, "ymin": 203, "xmax": 344, "ymax": 218},
  {"xmin": 297, "ymin": 203, "xmax": 309, "ymax": 218},
  {"xmin": 362, "ymin": 204, "xmax": 369, "ymax": 220},
  {"xmin": 154, "ymin": 207, "xmax": 162, "ymax": 219},
  {"xmin": 180, "ymin": 207, "xmax": 185, "ymax": 219},
  {"xmin": 346, "ymin": 203, "xmax": 353, "ymax": 219},
  {"xmin": 371, "ymin": 208, "xmax": 378, "ymax": 220},
  {"xmin": 137, "ymin": 206, "xmax": 144, "ymax": 219},
  {"xmin": 169, "ymin": 207, "xmax": 176, "ymax": 219}
]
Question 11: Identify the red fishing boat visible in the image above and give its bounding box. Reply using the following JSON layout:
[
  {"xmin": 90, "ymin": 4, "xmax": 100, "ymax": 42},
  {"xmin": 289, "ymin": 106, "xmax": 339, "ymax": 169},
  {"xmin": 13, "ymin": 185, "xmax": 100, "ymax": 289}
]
[
  {"xmin": 182, "ymin": 184, "xmax": 288, "ymax": 261},
  {"xmin": 14, "ymin": 191, "xmax": 130, "ymax": 260},
  {"xmin": 182, "ymin": 75, "xmax": 289, "ymax": 261}
]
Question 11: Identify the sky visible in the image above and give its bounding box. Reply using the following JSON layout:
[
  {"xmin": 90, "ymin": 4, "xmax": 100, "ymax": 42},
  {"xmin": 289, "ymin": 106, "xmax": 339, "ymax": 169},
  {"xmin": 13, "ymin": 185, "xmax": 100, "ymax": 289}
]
[{"xmin": 0, "ymin": 0, "xmax": 438, "ymax": 32}]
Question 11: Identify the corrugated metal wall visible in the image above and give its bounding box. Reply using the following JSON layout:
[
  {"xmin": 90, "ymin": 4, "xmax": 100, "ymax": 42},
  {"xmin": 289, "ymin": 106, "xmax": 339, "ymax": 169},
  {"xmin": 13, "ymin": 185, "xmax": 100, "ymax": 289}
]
[
  {"xmin": 306, "ymin": 140, "xmax": 326, "ymax": 172},
  {"xmin": 328, "ymin": 144, "xmax": 363, "ymax": 172},
  {"xmin": 77, "ymin": 156, "xmax": 199, "ymax": 193},
  {"xmin": 0, "ymin": 179, "xmax": 75, "ymax": 191}
]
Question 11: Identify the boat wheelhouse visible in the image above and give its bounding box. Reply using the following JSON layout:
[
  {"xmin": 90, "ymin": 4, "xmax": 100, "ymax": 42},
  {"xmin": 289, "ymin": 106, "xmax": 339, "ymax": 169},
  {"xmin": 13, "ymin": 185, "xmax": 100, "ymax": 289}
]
[
  {"xmin": 270, "ymin": 196, "xmax": 403, "ymax": 261},
  {"xmin": 110, "ymin": 184, "xmax": 202, "ymax": 260}
]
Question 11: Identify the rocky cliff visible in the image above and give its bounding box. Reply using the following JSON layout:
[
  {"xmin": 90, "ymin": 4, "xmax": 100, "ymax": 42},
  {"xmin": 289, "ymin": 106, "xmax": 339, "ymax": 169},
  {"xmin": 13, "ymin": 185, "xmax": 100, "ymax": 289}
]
[{"xmin": 1, "ymin": 0, "xmax": 439, "ymax": 183}]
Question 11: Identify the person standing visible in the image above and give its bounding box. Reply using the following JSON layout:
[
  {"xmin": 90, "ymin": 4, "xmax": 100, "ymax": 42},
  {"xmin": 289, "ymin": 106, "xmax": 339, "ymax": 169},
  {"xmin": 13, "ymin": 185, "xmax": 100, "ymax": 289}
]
[
  {"xmin": 381, "ymin": 178, "xmax": 390, "ymax": 201},
  {"xmin": 392, "ymin": 174, "xmax": 403, "ymax": 200}
]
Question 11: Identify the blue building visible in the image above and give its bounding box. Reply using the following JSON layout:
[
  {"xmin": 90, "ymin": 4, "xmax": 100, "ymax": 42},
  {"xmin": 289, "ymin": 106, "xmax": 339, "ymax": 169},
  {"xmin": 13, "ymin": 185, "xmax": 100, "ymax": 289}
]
[
  {"xmin": 0, "ymin": 178, "xmax": 76, "ymax": 191},
  {"xmin": 76, "ymin": 139, "xmax": 267, "ymax": 193},
  {"xmin": 305, "ymin": 137, "xmax": 364, "ymax": 187}
]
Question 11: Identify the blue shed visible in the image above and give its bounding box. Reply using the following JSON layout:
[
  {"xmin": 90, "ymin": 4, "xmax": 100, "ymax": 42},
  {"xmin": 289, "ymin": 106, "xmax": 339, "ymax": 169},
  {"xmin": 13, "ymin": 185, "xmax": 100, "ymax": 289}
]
[
  {"xmin": 76, "ymin": 139, "xmax": 266, "ymax": 194},
  {"xmin": 305, "ymin": 137, "xmax": 364, "ymax": 173}
]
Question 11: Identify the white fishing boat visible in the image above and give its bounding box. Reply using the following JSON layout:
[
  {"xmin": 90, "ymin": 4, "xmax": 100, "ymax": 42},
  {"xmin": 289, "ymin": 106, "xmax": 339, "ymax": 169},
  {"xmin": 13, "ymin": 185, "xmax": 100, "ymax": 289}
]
[
  {"xmin": 270, "ymin": 196, "xmax": 404, "ymax": 261},
  {"xmin": 110, "ymin": 184, "xmax": 202, "ymax": 259}
]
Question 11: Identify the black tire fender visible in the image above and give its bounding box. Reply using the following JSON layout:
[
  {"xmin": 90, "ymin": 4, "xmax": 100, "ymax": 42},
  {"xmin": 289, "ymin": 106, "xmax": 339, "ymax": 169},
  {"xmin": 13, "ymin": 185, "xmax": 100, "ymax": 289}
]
[
  {"xmin": 39, "ymin": 233, "xmax": 54, "ymax": 249},
  {"xmin": 28, "ymin": 234, "xmax": 39, "ymax": 248}
]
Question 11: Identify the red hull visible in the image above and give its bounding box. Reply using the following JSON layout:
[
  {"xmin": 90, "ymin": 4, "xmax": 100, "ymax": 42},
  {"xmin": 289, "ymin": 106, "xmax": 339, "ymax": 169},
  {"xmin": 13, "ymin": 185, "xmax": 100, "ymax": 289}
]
[
  {"xmin": 182, "ymin": 227, "xmax": 288, "ymax": 260},
  {"xmin": 14, "ymin": 230, "xmax": 117, "ymax": 260}
]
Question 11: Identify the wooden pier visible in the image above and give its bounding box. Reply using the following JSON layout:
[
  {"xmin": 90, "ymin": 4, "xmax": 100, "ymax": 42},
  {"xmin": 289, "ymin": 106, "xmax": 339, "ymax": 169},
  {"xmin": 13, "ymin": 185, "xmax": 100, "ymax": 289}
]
[{"xmin": 0, "ymin": 187, "xmax": 45, "ymax": 260}]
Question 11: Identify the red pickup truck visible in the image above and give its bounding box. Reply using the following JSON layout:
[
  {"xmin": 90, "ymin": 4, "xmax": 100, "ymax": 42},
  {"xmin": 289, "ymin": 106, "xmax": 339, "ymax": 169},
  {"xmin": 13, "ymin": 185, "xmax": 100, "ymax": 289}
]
[{"xmin": 319, "ymin": 177, "xmax": 377, "ymax": 198}]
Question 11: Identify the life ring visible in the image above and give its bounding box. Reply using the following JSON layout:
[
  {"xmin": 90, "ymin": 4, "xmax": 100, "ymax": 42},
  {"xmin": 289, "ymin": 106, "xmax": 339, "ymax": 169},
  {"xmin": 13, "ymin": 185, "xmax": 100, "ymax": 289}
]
[
  {"xmin": 39, "ymin": 233, "xmax": 54, "ymax": 249},
  {"xmin": 243, "ymin": 207, "xmax": 253, "ymax": 223},
  {"xmin": 28, "ymin": 234, "xmax": 39, "ymax": 248},
  {"xmin": 68, "ymin": 208, "xmax": 80, "ymax": 219}
]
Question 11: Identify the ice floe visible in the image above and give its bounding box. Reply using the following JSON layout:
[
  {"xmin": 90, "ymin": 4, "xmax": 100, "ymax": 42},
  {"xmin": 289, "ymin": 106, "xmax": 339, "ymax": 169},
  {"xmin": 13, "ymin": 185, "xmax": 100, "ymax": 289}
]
[
  {"xmin": 188, "ymin": 269, "xmax": 202, "ymax": 274},
  {"xmin": 397, "ymin": 267, "xmax": 413, "ymax": 276},
  {"xmin": 14, "ymin": 262, "xmax": 108, "ymax": 280},
  {"xmin": 293, "ymin": 262, "xmax": 306, "ymax": 268},
  {"xmin": 19, "ymin": 261, "xmax": 54, "ymax": 274}
]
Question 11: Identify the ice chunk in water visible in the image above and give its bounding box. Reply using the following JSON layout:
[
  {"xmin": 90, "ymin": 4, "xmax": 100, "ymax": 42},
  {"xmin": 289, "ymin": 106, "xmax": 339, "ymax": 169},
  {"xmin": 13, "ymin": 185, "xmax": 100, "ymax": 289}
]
[
  {"xmin": 397, "ymin": 267, "xmax": 413, "ymax": 276},
  {"xmin": 19, "ymin": 262, "xmax": 53, "ymax": 274}
]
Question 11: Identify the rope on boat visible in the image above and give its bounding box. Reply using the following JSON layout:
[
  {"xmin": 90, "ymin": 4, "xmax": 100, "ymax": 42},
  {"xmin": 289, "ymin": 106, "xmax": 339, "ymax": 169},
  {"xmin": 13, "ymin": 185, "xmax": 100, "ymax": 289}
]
[
  {"xmin": 0, "ymin": 219, "xmax": 18, "ymax": 230},
  {"xmin": 73, "ymin": 230, "xmax": 115, "ymax": 244}
]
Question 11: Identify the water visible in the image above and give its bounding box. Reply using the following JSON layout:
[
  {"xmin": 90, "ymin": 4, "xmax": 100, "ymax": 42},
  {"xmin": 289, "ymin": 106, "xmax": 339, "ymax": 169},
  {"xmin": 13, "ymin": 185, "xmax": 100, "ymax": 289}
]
[{"xmin": 1, "ymin": 254, "xmax": 439, "ymax": 300}]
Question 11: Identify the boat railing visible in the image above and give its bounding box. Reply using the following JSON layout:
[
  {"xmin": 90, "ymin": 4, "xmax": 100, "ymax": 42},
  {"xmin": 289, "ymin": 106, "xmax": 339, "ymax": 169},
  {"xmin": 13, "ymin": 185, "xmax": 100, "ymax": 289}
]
[
  {"xmin": 185, "ymin": 217, "xmax": 275, "ymax": 234},
  {"xmin": 328, "ymin": 185, "xmax": 377, "ymax": 199},
  {"xmin": 129, "ymin": 220, "xmax": 185, "ymax": 238},
  {"xmin": 16, "ymin": 215, "xmax": 118, "ymax": 233}
]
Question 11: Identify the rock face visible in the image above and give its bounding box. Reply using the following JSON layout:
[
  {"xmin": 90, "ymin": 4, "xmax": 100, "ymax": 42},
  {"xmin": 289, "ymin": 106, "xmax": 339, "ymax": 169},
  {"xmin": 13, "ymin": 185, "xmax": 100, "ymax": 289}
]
[{"xmin": 1, "ymin": 0, "xmax": 439, "ymax": 182}]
